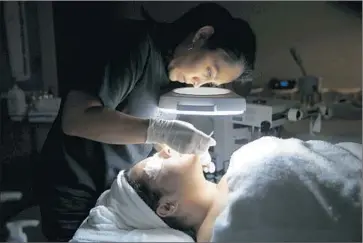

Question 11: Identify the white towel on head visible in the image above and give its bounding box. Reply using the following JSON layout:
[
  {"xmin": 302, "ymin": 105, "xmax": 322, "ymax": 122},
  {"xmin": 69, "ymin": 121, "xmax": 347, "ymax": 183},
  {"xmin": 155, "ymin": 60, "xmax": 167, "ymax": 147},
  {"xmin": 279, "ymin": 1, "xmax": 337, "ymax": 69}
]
[
  {"xmin": 71, "ymin": 172, "xmax": 194, "ymax": 242},
  {"xmin": 105, "ymin": 172, "xmax": 167, "ymax": 229}
]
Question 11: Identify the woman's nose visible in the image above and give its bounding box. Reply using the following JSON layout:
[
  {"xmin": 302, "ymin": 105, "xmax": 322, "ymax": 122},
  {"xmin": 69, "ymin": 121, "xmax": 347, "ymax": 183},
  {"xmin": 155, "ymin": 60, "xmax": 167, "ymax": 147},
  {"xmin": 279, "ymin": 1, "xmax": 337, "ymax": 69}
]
[{"xmin": 191, "ymin": 76, "xmax": 201, "ymax": 87}]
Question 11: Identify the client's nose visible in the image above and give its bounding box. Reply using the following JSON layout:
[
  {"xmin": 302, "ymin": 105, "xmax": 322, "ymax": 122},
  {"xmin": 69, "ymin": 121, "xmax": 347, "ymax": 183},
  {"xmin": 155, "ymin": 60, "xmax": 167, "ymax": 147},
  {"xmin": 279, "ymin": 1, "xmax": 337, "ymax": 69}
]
[{"xmin": 159, "ymin": 148, "xmax": 172, "ymax": 158}]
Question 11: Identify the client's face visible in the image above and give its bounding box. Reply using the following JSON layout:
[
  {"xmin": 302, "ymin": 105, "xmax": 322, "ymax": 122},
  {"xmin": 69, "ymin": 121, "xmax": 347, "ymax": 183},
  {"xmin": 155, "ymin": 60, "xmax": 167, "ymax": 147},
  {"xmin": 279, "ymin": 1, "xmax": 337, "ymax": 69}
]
[
  {"xmin": 130, "ymin": 147, "xmax": 206, "ymax": 198},
  {"xmin": 128, "ymin": 147, "xmax": 213, "ymax": 225}
]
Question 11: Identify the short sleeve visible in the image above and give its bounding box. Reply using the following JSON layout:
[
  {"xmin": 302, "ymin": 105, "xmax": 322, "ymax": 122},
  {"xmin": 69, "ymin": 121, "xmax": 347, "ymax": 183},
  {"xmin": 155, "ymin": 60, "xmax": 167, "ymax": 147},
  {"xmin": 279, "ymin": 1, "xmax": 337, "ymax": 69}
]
[
  {"xmin": 69, "ymin": 22, "xmax": 151, "ymax": 110},
  {"xmin": 98, "ymin": 34, "xmax": 151, "ymax": 109}
]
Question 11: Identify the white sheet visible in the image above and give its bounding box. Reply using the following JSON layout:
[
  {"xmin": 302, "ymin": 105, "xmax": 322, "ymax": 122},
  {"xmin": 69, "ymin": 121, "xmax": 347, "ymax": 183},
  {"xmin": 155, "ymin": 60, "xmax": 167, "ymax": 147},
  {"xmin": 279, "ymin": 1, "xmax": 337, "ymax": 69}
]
[
  {"xmin": 212, "ymin": 137, "xmax": 362, "ymax": 242},
  {"xmin": 70, "ymin": 172, "xmax": 194, "ymax": 242}
]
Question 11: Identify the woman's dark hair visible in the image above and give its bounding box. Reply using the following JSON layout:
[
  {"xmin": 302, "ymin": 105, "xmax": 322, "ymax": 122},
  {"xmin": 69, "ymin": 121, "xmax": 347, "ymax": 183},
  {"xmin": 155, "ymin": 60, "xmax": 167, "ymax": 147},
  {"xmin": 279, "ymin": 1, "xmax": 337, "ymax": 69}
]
[
  {"xmin": 142, "ymin": 2, "xmax": 256, "ymax": 84},
  {"xmin": 123, "ymin": 169, "xmax": 196, "ymax": 240}
]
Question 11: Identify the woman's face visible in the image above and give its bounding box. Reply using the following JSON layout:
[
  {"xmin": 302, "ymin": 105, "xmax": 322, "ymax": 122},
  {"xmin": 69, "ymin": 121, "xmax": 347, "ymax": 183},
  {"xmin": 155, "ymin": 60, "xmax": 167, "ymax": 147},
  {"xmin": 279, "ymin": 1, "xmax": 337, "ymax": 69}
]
[
  {"xmin": 168, "ymin": 49, "xmax": 244, "ymax": 88},
  {"xmin": 168, "ymin": 26, "xmax": 245, "ymax": 88},
  {"xmin": 129, "ymin": 147, "xmax": 207, "ymax": 196},
  {"xmin": 128, "ymin": 148, "xmax": 218, "ymax": 228}
]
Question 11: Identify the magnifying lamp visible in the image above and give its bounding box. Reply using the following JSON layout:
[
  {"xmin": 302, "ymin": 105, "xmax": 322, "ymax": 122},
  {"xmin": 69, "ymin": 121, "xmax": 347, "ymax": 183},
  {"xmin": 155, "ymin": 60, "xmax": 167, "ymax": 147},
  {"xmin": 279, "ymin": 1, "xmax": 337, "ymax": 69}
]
[{"xmin": 158, "ymin": 87, "xmax": 246, "ymax": 116}]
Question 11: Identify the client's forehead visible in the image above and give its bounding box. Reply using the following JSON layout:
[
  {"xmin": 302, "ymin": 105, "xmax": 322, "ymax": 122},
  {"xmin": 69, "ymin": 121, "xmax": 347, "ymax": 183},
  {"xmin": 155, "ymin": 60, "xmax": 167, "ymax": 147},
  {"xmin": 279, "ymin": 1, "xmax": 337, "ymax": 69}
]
[
  {"xmin": 129, "ymin": 157, "xmax": 164, "ymax": 181},
  {"xmin": 128, "ymin": 160, "xmax": 168, "ymax": 193}
]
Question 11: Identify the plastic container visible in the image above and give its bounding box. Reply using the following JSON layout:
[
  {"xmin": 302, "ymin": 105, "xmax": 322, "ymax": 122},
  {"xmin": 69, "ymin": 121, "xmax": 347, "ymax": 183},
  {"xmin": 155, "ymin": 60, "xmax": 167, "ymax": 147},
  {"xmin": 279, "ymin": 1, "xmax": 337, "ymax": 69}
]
[
  {"xmin": 6, "ymin": 220, "xmax": 39, "ymax": 242},
  {"xmin": 7, "ymin": 84, "xmax": 27, "ymax": 121}
]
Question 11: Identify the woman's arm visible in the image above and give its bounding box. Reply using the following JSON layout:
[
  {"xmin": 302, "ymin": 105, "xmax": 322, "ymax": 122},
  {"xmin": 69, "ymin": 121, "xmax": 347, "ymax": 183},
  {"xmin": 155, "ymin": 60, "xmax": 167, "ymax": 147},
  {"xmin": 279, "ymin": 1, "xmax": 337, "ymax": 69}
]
[{"xmin": 62, "ymin": 90, "xmax": 149, "ymax": 144}]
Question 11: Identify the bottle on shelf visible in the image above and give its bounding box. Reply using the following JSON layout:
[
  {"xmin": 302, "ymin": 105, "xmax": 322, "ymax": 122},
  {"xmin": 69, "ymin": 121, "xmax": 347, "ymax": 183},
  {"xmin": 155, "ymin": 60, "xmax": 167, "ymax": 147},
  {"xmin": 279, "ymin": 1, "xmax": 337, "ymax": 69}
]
[{"xmin": 7, "ymin": 83, "xmax": 27, "ymax": 121}]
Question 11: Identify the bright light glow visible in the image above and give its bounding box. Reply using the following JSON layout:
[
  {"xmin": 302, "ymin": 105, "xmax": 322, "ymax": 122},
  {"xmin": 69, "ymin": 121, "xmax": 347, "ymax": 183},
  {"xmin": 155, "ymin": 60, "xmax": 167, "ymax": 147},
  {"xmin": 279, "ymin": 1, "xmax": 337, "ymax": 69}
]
[
  {"xmin": 159, "ymin": 87, "xmax": 246, "ymax": 116},
  {"xmin": 173, "ymin": 87, "xmax": 230, "ymax": 96},
  {"xmin": 159, "ymin": 107, "xmax": 244, "ymax": 116}
]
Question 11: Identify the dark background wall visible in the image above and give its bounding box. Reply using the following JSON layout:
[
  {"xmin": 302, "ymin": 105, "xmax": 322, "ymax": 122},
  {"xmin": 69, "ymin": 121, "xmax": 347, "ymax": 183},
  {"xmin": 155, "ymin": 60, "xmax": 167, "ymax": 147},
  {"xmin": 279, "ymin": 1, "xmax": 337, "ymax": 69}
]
[
  {"xmin": 0, "ymin": 1, "xmax": 362, "ymax": 95},
  {"xmin": 52, "ymin": 2, "xmax": 117, "ymax": 97}
]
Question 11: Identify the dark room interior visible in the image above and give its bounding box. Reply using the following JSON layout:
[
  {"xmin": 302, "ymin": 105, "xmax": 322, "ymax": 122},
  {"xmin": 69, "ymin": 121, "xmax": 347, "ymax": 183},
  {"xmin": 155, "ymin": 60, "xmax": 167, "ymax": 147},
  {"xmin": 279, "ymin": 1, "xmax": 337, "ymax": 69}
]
[{"xmin": 1, "ymin": 1, "xmax": 362, "ymax": 242}]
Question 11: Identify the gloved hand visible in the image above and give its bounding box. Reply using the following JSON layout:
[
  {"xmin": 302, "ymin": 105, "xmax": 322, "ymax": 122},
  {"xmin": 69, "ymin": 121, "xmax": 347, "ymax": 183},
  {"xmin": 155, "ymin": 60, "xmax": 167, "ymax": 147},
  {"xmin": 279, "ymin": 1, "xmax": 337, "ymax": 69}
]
[{"xmin": 146, "ymin": 119, "xmax": 216, "ymax": 155}]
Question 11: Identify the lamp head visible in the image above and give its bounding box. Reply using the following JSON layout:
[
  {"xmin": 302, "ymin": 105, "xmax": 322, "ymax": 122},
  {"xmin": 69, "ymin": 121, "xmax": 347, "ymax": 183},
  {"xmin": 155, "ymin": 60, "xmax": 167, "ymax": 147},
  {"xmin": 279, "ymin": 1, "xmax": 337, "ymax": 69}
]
[{"xmin": 158, "ymin": 87, "xmax": 246, "ymax": 116}]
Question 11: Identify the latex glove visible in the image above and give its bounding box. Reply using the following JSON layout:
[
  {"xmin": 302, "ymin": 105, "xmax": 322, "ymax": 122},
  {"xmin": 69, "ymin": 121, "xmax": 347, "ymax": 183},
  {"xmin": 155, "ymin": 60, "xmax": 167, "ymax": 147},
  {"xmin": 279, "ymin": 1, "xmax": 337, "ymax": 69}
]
[{"xmin": 146, "ymin": 119, "xmax": 216, "ymax": 155}]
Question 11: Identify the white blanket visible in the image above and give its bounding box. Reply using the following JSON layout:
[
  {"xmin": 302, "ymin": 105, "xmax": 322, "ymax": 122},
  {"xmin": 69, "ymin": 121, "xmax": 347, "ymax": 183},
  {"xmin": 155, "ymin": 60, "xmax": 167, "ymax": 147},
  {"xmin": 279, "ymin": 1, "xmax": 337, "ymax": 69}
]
[
  {"xmin": 70, "ymin": 172, "xmax": 194, "ymax": 242},
  {"xmin": 212, "ymin": 137, "xmax": 362, "ymax": 242}
]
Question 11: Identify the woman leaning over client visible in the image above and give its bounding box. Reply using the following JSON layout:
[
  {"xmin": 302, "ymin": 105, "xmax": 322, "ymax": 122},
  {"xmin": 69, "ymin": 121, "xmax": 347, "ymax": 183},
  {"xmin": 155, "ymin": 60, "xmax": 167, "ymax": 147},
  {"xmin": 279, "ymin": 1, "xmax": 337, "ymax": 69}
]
[{"xmin": 35, "ymin": 2, "xmax": 256, "ymax": 241}]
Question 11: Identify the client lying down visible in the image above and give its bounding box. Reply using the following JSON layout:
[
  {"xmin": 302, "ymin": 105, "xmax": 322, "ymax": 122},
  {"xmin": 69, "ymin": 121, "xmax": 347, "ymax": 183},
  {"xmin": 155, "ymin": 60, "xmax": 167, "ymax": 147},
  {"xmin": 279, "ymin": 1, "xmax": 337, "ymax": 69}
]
[{"xmin": 71, "ymin": 137, "xmax": 362, "ymax": 242}]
